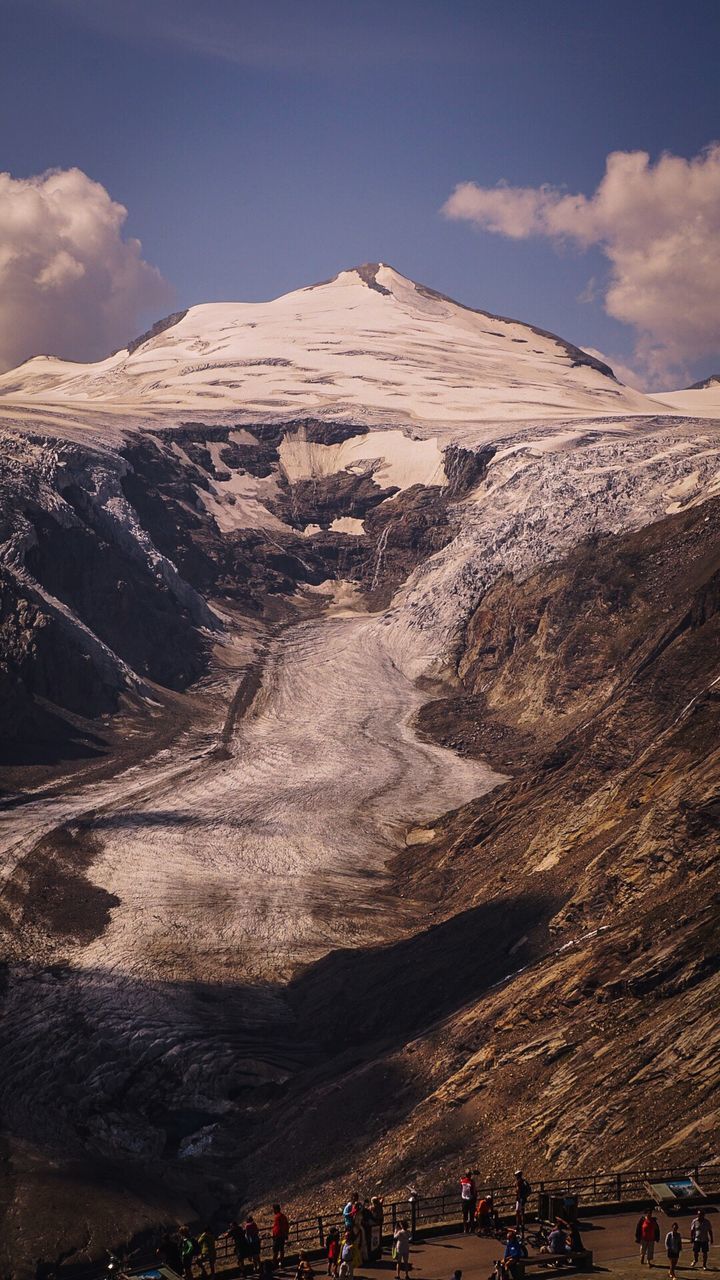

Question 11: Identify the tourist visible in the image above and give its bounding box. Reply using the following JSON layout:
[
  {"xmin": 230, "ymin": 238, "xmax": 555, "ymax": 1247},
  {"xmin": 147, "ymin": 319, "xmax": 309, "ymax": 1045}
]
[
  {"xmin": 197, "ymin": 1229, "xmax": 217, "ymax": 1279},
  {"xmin": 460, "ymin": 1170, "xmax": 477, "ymax": 1233},
  {"xmin": 393, "ymin": 1220, "xmax": 411, "ymax": 1280},
  {"xmin": 359, "ymin": 1201, "xmax": 374, "ymax": 1261},
  {"xmin": 341, "ymin": 1229, "xmax": 356, "ymax": 1280},
  {"xmin": 665, "ymin": 1223, "xmax": 683, "ymax": 1279},
  {"xmin": 342, "ymin": 1195, "xmax": 361, "ymax": 1230},
  {"xmin": 326, "ymin": 1227, "xmax": 341, "ymax": 1278},
  {"xmin": 178, "ymin": 1228, "xmax": 198, "ymax": 1280},
  {"xmin": 502, "ymin": 1228, "xmax": 524, "ymax": 1280},
  {"xmin": 368, "ymin": 1197, "xmax": 385, "ymax": 1262},
  {"xmin": 156, "ymin": 1233, "xmax": 184, "ymax": 1275},
  {"xmin": 548, "ymin": 1216, "xmax": 582, "ymax": 1254},
  {"xmin": 638, "ymin": 1210, "xmax": 660, "ymax": 1266},
  {"xmin": 296, "ymin": 1252, "xmax": 315, "ymax": 1280},
  {"xmin": 490, "ymin": 1200, "xmax": 502, "ymax": 1238},
  {"xmin": 350, "ymin": 1222, "xmax": 363, "ymax": 1272},
  {"xmin": 245, "ymin": 1216, "xmax": 261, "ymax": 1273},
  {"xmin": 690, "ymin": 1209, "xmax": 713, "ymax": 1269},
  {"xmin": 476, "ymin": 1196, "xmax": 493, "ymax": 1236},
  {"xmin": 514, "ymin": 1172, "xmax": 531, "ymax": 1232},
  {"xmin": 547, "ymin": 1223, "xmax": 570, "ymax": 1257},
  {"xmin": 272, "ymin": 1204, "xmax": 290, "ymax": 1267},
  {"xmin": 225, "ymin": 1221, "xmax": 249, "ymax": 1275},
  {"xmin": 451, "ymin": 1271, "xmax": 463, "ymax": 1280}
]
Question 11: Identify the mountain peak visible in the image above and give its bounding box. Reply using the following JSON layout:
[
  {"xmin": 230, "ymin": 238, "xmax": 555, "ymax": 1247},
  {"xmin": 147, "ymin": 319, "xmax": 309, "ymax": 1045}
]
[
  {"xmin": 0, "ymin": 263, "xmax": 664, "ymax": 424},
  {"xmin": 351, "ymin": 262, "xmax": 393, "ymax": 294}
]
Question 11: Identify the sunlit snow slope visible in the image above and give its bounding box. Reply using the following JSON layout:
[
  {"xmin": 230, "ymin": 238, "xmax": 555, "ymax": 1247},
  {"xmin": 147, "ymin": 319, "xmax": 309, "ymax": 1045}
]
[
  {"xmin": 650, "ymin": 375, "xmax": 720, "ymax": 419},
  {"xmin": 0, "ymin": 263, "xmax": 660, "ymax": 426}
]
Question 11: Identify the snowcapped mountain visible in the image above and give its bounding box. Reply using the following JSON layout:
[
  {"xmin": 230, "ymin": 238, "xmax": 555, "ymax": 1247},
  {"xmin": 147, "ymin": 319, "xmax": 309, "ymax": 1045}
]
[
  {"xmin": 1, "ymin": 262, "xmax": 719, "ymax": 1275},
  {"xmin": 0, "ymin": 262, "xmax": 660, "ymax": 426}
]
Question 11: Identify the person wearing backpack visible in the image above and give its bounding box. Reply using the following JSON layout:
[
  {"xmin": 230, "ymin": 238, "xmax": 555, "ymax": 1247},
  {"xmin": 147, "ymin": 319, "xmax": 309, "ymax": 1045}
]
[
  {"xmin": 514, "ymin": 1172, "xmax": 531, "ymax": 1232},
  {"xmin": 460, "ymin": 1171, "xmax": 477, "ymax": 1233},
  {"xmin": 179, "ymin": 1227, "xmax": 199, "ymax": 1280}
]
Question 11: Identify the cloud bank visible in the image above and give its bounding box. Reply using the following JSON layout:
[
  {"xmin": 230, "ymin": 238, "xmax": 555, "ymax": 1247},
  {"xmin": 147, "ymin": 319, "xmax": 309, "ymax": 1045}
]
[
  {"xmin": 443, "ymin": 146, "xmax": 720, "ymax": 382},
  {"xmin": 0, "ymin": 167, "xmax": 170, "ymax": 372}
]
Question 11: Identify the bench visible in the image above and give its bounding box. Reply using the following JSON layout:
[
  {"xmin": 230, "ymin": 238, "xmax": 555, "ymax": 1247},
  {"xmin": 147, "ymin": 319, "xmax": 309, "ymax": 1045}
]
[{"xmin": 514, "ymin": 1250, "xmax": 594, "ymax": 1278}]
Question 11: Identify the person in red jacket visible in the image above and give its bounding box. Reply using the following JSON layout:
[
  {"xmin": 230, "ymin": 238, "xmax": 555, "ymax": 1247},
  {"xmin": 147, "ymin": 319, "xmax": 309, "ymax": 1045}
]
[
  {"xmin": 272, "ymin": 1204, "xmax": 290, "ymax": 1267},
  {"xmin": 637, "ymin": 1211, "xmax": 660, "ymax": 1266}
]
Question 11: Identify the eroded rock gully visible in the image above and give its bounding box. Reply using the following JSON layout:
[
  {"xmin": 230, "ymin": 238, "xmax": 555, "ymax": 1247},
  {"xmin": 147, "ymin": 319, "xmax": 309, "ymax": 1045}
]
[{"xmin": 1, "ymin": 418, "xmax": 719, "ymax": 1275}]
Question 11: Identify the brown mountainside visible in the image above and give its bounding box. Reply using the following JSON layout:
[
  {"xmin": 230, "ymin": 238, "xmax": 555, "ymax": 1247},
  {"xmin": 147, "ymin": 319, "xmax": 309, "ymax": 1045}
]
[{"xmin": 231, "ymin": 496, "xmax": 720, "ymax": 1209}]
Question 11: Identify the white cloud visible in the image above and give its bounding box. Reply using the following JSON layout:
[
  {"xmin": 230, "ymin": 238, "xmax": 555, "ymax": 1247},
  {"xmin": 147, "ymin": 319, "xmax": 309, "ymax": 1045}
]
[
  {"xmin": 0, "ymin": 167, "xmax": 171, "ymax": 372},
  {"xmin": 443, "ymin": 146, "xmax": 720, "ymax": 382}
]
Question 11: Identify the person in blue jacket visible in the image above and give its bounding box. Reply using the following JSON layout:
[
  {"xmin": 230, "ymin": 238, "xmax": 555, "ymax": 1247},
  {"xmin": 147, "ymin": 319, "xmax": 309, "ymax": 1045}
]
[{"xmin": 502, "ymin": 1229, "xmax": 525, "ymax": 1280}]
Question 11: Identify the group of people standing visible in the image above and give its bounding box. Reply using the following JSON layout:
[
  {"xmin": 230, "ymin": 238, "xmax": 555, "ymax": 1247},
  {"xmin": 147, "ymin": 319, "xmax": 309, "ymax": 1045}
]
[
  {"xmin": 155, "ymin": 1176, "xmax": 717, "ymax": 1280},
  {"xmin": 325, "ymin": 1193, "xmax": 415, "ymax": 1280},
  {"xmin": 157, "ymin": 1209, "xmax": 287, "ymax": 1280},
  {"xmin": 460, "ymin": 1170, "xmax": 530, "ymax": 1236},
  {"xmin": 636, "ymin": 1207, "xmax": 714, "ymax": 1275}
]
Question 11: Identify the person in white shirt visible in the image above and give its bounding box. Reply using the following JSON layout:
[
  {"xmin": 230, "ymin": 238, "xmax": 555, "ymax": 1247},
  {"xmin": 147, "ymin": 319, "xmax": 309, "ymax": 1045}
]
[
  {"xmin": 665, "ymin": 1224, "xmax": 682, "ymax": 1279},
  {"xmin": 393, "ymin": 1221, "xmax": 411, "ymax": 1280},
  {"xmin": 690, "ymin": 1210, "xmax": 713, "ymax": 1270}
]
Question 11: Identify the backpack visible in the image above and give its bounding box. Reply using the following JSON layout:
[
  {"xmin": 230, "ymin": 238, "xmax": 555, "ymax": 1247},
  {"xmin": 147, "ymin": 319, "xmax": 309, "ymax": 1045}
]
[{"xmin": 521, "ymin": 1179, "xmax": 532, "ymax": 1201}]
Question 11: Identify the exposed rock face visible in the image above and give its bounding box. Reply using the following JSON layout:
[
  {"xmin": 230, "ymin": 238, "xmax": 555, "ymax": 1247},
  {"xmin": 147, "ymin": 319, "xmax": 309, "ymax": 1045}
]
[
  {"xmin": 0, "ymin": 418, "xmax": 430, "ymax": 786},
  {"xmin": 0, "ymin": 566, "xmax": 120, "ymax": 763},
  {"xmin": 228, "ymin": 497, "xmax": 720, "ymax": 1212}
]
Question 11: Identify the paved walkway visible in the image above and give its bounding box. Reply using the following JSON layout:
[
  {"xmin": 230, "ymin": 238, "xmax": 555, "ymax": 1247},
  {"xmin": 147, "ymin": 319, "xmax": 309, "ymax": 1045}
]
[{"xmin": 342, "ymin": 1209, "xmax": 720, "ymax": 1280}]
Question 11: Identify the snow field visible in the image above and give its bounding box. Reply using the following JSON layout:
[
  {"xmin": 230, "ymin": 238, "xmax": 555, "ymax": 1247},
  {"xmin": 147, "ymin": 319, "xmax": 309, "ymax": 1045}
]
[{"xmin": 0, "ymin": 265, "xmax": 665, "ymax": 426}]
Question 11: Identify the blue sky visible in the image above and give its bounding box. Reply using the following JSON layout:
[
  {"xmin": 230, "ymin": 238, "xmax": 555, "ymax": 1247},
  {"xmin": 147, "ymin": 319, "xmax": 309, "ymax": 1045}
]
[{"xmin": 2, "ymin": 0, "xmax": 719, "ymax": 383}]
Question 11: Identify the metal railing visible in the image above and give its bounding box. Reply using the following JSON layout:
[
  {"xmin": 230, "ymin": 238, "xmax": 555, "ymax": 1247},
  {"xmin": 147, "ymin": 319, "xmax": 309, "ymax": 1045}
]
[{"xmin": 210, "ymin": 1162, "xmax": 720, "ymax": 1268}]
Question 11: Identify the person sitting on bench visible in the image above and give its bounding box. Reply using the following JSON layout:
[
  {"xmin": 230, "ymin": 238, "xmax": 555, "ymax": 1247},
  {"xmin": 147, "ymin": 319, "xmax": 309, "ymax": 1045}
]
[
  {"xmin": 503, "ymin": 1229, "xmax": 525, "ymax": 1280},
  {"xmin": 547, "ymin": 1225, "xmax": 571, "ymax": 1257}
]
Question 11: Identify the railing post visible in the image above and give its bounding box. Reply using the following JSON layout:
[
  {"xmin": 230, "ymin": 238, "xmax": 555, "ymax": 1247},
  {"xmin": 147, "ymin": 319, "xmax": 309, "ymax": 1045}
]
[
  {"xmin": 410, "ymin": 1195, "xmax": 418, "ymax": 1241},
  {"xmin": 392, "ymin": 1202, "xmax": 397, "ymax": 1232},
  {"xmin": 616, "ymin": 1174, "xmax": 622, "ymax": 1202},
  {"xmin": 318, "ymin": 1217, "xmax": 324, "ymax": 1248}
]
